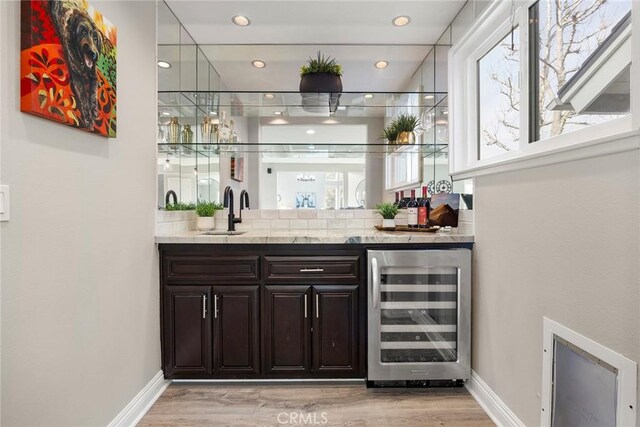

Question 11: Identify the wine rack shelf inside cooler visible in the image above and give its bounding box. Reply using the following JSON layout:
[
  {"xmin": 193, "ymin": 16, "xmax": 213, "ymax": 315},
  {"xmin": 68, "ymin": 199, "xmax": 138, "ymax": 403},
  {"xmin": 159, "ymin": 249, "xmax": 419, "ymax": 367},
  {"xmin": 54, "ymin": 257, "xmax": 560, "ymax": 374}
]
[{"xmin": 379, "ymin": 267, "xmax": 458, "ymax": 364}]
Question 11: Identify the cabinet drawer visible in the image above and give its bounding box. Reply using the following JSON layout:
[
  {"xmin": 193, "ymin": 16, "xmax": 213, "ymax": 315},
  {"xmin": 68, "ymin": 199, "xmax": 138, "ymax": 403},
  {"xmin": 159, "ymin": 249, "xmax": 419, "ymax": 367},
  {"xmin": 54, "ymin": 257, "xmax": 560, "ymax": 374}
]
[
  {"xmin": 264, "ymin": 256, "xmax": 360, "ymax": 283},
  {"xmin": 164, "ymin": 255, "xmax": 260, "ymax": 283}
]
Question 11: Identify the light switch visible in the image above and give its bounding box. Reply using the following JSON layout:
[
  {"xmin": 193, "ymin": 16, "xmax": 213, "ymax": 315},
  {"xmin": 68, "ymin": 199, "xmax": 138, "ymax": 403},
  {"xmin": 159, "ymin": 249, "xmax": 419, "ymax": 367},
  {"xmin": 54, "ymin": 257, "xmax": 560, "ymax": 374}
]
[{"xmin": 0, "ymin": 185, "xmax": 10, "ymax": 222}]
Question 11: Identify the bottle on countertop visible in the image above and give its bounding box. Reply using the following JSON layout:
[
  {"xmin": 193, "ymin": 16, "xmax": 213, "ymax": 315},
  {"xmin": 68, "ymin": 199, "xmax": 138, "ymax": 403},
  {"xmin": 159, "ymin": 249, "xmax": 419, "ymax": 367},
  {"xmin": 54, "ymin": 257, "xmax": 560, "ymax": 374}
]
[
  {"xmin": 398, "ymin": 191, "xmax": 407, "ymax": 209},
  {"xmin": 418, "ymin": 186, "xmax": 430, "ymax": 228},
  {"xmin": 394, "ymin": 192, "xmax": 400, "ymax": 208},
  {"xmin": 407, "ymin": 189, "xmax": 419, "ymax": 228}
]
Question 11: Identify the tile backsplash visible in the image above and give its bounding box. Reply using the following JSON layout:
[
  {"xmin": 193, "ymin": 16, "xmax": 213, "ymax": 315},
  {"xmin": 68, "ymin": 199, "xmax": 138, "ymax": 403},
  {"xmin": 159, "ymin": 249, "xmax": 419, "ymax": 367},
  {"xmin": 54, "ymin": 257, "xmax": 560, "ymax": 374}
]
[{"xmin": 156, "ymin": 209, "xmax": 474, "ymax": 234}]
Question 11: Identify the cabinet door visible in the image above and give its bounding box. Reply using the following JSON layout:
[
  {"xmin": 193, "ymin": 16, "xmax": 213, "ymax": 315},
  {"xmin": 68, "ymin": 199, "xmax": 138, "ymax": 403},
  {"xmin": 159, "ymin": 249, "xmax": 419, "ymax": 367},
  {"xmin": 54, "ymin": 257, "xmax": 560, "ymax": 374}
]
[
  {"xmin": 213, "ymin": 286, "xmax": 260, "ymax": 376},
  {"xmin": 163, "ymin": 286, "xmax": 212, "ymax": 378},
  {"xmin": 263, "ymin": 285, "xmax": 311, "ymax": 375},
  {"xmin": 312, "ymin": 285, "xmax": 359, "ymax": 376}
]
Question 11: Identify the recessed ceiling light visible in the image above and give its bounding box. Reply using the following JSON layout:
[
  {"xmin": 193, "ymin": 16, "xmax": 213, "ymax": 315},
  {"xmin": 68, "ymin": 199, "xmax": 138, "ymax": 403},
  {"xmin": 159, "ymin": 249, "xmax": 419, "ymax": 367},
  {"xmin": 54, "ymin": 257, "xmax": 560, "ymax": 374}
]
[
  {"xmin": 232, "ymin": 15, "xmax": 251, "ymax": 26},
  {"xmin": 392, "ymin": 16, "xmax": 411, "ymax": 27},
  {"xmin": 374, "ymin": 60, "xmax": 388, "ymax": 69},
  {"xmin": 364, "ymin": 94, "xmax": 374, "ymax": 99},
  {"xmin": 274, "ymin": 111, "xmax": 283, "ymax": 116},
  {"xmin": 424, "ymin": 94, "xmax": 434, "ymax": 100},
  {"xmin": 157, "ymin": 60, "xmax": 171, "ymax": 69},
  {"xmin": 306, "ymin": 129, "xmax": 315, "ymax": 134},
  {"xmin": 251, "ymin": 60, "xmax": 266, "ymax": 68},
  {"xmin": 264, "ymin": 93, "xmax": 275, "ymax": 99}
]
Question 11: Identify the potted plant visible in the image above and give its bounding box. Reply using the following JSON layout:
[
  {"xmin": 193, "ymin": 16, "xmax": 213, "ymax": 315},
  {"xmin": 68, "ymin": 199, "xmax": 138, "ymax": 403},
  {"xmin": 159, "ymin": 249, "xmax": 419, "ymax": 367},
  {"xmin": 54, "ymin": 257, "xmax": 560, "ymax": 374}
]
[
  {"xmin": 381, "ymin": 120, "xmax": 399, "ymax": 145},
  {"xmin": 376, "ymin": 203, "xmax": 399, "ymax": 229},
  {"xmin": 394, "ymin": 114, "xmax": 420, "ymax": 144},
  {"xmin": 196, "ymin": 201, "xmax": 224, "ymax": 231},
  {"xmin": 299, "ymin": 51, "xmax": 343, "ymax": 93},
  {"xmin": 300, "ymin": 52, "xmax": 343, "ymax": 113}
]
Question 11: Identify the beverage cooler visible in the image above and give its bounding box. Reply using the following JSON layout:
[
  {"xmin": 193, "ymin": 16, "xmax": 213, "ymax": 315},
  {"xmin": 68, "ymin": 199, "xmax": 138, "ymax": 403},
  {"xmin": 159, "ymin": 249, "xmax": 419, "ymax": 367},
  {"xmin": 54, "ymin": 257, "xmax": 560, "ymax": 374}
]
[{"xmin": 367, "ymin": 249, "xmax": 471, "ymax": 383}]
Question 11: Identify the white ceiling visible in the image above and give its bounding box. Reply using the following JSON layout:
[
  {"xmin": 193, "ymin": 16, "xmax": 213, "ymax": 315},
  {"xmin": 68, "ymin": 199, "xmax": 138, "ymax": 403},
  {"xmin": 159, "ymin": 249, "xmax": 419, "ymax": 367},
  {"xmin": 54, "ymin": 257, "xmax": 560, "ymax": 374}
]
[{"xmin": 163, "ymin": 0, "xmax": 465, "ymax": 91}]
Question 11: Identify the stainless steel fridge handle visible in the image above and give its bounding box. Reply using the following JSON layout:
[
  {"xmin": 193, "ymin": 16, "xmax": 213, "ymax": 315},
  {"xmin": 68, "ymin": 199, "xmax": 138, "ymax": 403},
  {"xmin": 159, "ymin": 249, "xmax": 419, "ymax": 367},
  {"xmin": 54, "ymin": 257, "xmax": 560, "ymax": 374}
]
[{"xmin": 371, "ymin": 257, "xmax": 379, "ymax": 309}]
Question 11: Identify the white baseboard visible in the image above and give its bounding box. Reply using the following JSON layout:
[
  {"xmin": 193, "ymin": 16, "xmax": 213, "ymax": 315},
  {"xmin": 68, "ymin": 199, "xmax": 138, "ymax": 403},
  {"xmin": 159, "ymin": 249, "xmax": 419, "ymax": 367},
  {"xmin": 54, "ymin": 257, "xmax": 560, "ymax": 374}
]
[
  {"xmin": 108, "ymin": 370, "xmax": 170, "ymax": 427},
  {"xmin": 466, "ymin": 370, "xmax": 526, "ymax": 427}
]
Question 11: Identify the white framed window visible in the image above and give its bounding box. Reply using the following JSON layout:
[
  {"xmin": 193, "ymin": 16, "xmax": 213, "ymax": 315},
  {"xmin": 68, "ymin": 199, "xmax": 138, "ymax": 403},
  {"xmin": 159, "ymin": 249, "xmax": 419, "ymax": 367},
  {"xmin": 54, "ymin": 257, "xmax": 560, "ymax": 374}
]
[{"xmin": 449, "ymin": 0, "xmax": 638, "ymax": 179}]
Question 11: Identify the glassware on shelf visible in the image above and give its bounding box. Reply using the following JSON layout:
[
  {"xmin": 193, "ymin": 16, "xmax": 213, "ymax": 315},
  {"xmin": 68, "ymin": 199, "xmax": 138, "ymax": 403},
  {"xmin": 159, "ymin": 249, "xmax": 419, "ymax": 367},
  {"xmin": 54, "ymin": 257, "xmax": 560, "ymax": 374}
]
[
  {"xmin": 217, "ymin": 111, "xmax": 231, "ymax": 143},
  {"xmin": 167, "ymin": 117, "xmax": 181, "ymax": 144},
  {"xmin": 181, "ymin": 124, "xmax": 194, "ymax": 144},
  {"xmin": 201, "ymin": 116, "xmax": 213, "ymax": 143},
  {"xmin": 157, "ymin": 122, "xmax": 165, "ymax": 143}
]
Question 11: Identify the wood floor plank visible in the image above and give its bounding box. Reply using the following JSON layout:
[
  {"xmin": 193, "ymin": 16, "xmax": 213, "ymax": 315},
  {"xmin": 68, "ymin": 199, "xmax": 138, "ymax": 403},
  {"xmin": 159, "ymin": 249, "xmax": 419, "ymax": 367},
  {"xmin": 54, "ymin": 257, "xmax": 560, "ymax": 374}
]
[{"xmin": 139, "ymin": 384, "xmax": 494, "ymax": 427}]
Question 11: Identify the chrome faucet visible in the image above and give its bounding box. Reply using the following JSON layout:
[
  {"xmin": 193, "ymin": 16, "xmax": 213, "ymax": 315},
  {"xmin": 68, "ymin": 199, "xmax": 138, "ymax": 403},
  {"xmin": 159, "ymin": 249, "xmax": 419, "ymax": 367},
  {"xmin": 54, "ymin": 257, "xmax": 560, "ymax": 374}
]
[
  {"xmin": 239, "ymin": 190, "xmax": 250, "ymax": 221},
  {"xmin": 223, "ymin": 186, "xmax": 242, "ymax": 231},
  {"xmin": 165, "ymin": 190, "xmax": 178, "ymax": 206}
]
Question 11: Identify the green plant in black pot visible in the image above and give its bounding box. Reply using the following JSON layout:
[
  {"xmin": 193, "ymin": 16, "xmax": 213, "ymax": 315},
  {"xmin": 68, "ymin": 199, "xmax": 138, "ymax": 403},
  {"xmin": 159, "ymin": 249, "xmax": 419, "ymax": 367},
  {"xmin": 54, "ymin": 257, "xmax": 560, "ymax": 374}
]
[
  {"xmin": 394, "ymin": 114, "xmax": 420, "ymax": 144},
  {"xmin": 299, "ymin": 51, "xmax": 343, "ymax": 94}
]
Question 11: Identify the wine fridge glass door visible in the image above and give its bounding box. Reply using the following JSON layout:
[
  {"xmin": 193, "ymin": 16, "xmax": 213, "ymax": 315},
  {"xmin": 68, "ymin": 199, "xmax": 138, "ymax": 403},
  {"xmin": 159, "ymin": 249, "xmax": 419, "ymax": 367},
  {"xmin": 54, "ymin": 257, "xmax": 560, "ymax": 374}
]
[
  {"xmin": 379, "ymin": 265, "xmax": 459, "ymax": 364},
  {"xmin": 367, "ymin": 249, "xmax": 471, "ymax": 381}
]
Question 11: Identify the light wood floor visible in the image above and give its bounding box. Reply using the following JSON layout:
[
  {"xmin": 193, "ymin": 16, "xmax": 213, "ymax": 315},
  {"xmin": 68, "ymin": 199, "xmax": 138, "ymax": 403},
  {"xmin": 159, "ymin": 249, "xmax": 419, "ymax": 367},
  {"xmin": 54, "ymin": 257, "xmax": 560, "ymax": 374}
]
[{"xmin": 139, "ymin": 383, "xmax": 494, "ymax": 427}]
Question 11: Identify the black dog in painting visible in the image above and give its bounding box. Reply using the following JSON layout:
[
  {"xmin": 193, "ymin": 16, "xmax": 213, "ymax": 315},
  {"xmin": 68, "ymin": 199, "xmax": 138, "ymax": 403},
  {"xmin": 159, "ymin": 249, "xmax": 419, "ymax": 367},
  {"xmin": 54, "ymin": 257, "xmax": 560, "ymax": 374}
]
[{"xmin": 49, "ymin": 0, "xmax": 103, "ymax": 130}]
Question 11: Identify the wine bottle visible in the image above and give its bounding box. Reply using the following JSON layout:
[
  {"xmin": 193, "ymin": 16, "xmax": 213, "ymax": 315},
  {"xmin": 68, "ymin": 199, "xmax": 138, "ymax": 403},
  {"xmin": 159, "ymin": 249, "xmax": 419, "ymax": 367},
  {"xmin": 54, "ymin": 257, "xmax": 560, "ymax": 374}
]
[
  {"xmin": 418, "ymin": 186, "xmax": 430, "ymax": 228},
  {"xmin": 398, "ymin": 191, "xmax": 407, "ymax": 209},
  {"xmin": 407, "ymin": 189, "xmax": 418, "ymax": 228},
  {"xmin": 394, "ymin": 192, "xmax": 400, "ymax": 208}
]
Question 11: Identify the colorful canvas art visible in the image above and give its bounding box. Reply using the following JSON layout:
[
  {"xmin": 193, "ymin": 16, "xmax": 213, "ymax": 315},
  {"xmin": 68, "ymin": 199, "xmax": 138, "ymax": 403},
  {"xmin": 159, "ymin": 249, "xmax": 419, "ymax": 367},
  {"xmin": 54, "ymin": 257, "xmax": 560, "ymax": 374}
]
[{"xmin": 21, "ymin": 0, "xmax": 117, "ymax": 137}]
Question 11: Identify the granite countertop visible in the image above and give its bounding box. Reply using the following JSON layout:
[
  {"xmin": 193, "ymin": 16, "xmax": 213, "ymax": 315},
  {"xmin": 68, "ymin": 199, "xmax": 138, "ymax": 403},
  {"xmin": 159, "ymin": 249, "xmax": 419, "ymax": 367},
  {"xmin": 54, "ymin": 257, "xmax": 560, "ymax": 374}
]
[{"xmin": 155, "ymin": 230, "xmax": 474, "ymax": 244}]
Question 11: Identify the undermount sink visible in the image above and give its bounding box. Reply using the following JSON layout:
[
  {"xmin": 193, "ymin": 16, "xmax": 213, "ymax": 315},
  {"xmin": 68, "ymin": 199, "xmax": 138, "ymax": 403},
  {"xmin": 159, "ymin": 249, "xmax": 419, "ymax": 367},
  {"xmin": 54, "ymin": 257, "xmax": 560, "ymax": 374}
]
[{"xmin": 200, "ymin": 230, "xmax": 248, "ymax": 236}]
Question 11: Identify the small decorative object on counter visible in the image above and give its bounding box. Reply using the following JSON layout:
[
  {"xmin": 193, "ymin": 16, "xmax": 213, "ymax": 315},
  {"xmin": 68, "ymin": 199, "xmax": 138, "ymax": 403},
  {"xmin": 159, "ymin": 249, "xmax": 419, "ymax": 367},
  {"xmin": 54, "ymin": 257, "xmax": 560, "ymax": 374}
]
[
  {"xmin": 196, "ymin": 201, "xmax": 224, "ymax": 231},
  {"xmin": 429, "ymin": 193, "xmax": 460, "ymax": 228},
  {"xmin": 167, "ymin": 117, "xmax": 181, "ymax": 144},
  {"xmin": 407, "ymin": 189, "xmax": 419, "ymax": 228},
  {"xmin": 394, "ymin": 114, "xmax": 420, "ymax": 144},
  {"xmin": 376, "ymin": 202, "xmax": 399, "ymax": 229},
  {"xmin": 181, "ymin": 124, "xmax": 194, "ymax": 144},
  {"xmin": 201, "ymin": 116, "xmax": 213, "ymax": 143}
]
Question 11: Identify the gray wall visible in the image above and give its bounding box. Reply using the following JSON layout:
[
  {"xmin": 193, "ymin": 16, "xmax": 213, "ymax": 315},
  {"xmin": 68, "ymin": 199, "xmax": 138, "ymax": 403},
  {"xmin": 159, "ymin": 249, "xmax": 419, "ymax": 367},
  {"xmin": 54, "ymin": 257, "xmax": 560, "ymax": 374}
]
[
  {"xmin": 451, "ymin": 2, "xmax": 640, "ymax": 425},
  {"xmin": 0, "ymin": 1, "xmax": 160, "ymax": 425},
  {"xmin": 472, "ymin": 152, "xmax": 640, "ymax": 425}
]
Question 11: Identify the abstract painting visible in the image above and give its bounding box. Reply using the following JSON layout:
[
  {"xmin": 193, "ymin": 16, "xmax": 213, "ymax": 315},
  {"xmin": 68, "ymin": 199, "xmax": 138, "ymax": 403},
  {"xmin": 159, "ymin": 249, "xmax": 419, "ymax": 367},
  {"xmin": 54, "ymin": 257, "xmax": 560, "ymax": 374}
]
[
  {"xmin": 21, "ymin": 0, "xmax": 117, "ymax": 137},
  {"xmin": 231, "ymin": 156, "xmax": 244, "ymax": 182}
]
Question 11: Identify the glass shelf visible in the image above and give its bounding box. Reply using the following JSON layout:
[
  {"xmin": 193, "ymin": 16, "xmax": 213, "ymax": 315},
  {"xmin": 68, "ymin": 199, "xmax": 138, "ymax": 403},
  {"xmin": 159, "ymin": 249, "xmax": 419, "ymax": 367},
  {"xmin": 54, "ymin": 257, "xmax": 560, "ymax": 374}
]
[
  {"xmin": 158, "ymin": 91, "xmax": 448, "ymax": 118},
  {"xmin": 158, "ymin": 142, "xmax": 448, "ymax": 157}
]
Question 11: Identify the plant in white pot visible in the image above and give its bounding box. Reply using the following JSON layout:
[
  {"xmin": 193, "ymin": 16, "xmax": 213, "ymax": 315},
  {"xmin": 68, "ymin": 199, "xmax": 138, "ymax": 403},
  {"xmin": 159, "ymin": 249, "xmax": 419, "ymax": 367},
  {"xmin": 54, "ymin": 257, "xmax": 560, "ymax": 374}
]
[
  {"xmin": 376, "ymin": 203, "xmax": 399, "ymax": 229},
  {"xmin": 196, "ymin": 201, "xmax": 223, "ymax": 231}
]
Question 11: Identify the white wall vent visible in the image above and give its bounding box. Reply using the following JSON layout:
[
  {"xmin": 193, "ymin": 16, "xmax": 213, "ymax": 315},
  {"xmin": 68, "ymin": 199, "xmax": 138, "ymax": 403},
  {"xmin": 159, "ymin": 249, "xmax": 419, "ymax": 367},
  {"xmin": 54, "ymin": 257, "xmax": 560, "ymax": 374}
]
[{"xmin": 542, "ymin": 317, "xmax": 637, "ymax": 427}]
